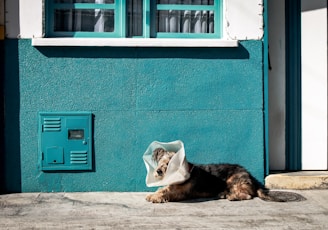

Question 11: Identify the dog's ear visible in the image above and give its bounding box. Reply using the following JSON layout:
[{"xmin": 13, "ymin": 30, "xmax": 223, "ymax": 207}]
[{"xmin": 152, "ymin": 148, "xmax": 166, "ymax": 162}]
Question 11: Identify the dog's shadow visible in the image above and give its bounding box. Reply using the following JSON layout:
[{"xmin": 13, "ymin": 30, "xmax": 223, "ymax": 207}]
[
  {"xmin": 266, "ymin": 191, "xmax": 307, "ymax": 202},
  {"xmin": 180, "ymin": 197, "xmax": 220, "ymax": 203},
  {"xmin": 179, "ymin": 191, "xmax": 307, "ymax": 203}
]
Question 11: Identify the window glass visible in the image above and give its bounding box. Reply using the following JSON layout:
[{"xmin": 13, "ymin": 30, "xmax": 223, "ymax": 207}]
[
  {"xmin": 156, "ymin": 0, "xmax": 216, "ymax": 35},
  {"xmin": 157, "ymin": 10, "xmax": 214, "ymax": 33},
  {"xmin": 127, "ymin": 0, "xmax": 143, "ymax": 37},
  {"xmin": 54, "ymin": 9, "xmax": 114, "ymax": 32},
  {"xmin": 55, "ymin": 0, "xmax": 115, "ymax": 3},
  {"xmin": 157, "ymin": 0, "xmax": 214, "ymax": 5}
]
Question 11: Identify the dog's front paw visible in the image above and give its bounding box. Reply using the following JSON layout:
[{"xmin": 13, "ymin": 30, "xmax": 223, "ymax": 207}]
[{"xmin": 146, "ymin": 193, "xmax": 168, "ymax": 203}]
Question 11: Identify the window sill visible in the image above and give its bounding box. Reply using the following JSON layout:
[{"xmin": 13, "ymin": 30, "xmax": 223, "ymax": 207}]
[{"xmin": 31, "ymin": 38, "xmax": 239, "ymax": 47}]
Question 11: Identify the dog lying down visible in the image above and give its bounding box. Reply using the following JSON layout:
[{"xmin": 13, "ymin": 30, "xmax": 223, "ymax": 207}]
[{"xmin": 146, "ymin": 148, "xmax": 284, "ymax": 203}]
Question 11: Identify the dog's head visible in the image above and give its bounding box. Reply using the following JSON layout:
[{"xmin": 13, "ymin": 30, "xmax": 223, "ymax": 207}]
[{"xmin": 152, "ymin": 148, "xmax": 176, "ymax": 179}]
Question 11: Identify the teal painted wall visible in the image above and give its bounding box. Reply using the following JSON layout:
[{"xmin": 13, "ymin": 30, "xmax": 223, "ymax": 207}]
[{"xmin": 5, "ymin": 39, "xmax": 265, "ymax": 192}]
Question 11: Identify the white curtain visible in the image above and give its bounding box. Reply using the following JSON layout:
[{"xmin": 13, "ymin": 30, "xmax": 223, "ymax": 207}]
[
  {"xmin": 127, "ymin": 0, "xmax": 143, "ymax": 37},
  {"xmin": 94, "ymin": 0, "xmax": 105, "ymax": 32},
  {"xmin": 93, "ymin": 0, "xmax": 115, "ymax": 32},
  {"xmin": 55, "ymin": 0, "xmax": 114, "ymax": 32},
  {"xmin": 158, "ymin": 0, "xmax": 214, "ymax": 34}
]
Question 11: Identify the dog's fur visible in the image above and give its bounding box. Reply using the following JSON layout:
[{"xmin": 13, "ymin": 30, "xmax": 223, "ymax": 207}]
[{"xmin": 146, "ymin": 148, "xmax": 283, "ymax": 203}]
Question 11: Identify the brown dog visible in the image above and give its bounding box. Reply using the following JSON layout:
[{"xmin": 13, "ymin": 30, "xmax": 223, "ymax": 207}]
[{"xmin": 146, "ymin": 148, "xmax": 283, "ymax": 203}]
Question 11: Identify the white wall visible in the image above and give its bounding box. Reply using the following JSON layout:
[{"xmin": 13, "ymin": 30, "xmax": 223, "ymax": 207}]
[
  {"xmin": 5, "ymin": 0, "xmax": 19, "ymax": 38},
  {"xmin": 301, "ymin": 0, "xmax": 327, "ymax": 170},
  {"xmin": 225, "ymin": 0, "xmax": 264, "ymax": 40},
  {"xmin": 0, "ymin": 0, "xmax": 4, "ymax": 28},
  {"xmin": 268, "ymin": 0, "xmax": 286, "ymax": 170},
  {"xmin": 19, "ymin": 0, "xmax": 43, "ymax": 38}
]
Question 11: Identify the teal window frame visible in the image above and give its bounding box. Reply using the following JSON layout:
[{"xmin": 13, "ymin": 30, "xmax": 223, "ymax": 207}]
[
  {"xmin": 46, "ymin": 0, "xmax": 125, "ymax": 38},
  {"xmin": 46, "ymin": 0, "xmax": 222, "ymax": 39}
]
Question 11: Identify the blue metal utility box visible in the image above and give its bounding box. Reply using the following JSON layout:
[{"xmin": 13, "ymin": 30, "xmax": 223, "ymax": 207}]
[{"xmin": 38, "ymin": 112, "xmax": 93, "ymax": 171}]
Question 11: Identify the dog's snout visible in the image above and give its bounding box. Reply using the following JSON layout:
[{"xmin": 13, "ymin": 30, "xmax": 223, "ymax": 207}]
[{"xmin": 156, "ymin": 169, "xmax": 163, "ymax": 176}]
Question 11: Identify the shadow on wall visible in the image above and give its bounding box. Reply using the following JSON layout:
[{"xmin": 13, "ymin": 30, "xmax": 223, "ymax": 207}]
[
  {"xmin": 0, "ymin": 41, "xmax": 4, "ymax": 194},
  {"xmin": 301, "ymin": 0, "xmax": 327, "ymax": 12},
  {"xmin": 2, "ymin": 39, "xmax": 21, "ymax": 193},
  {"xmin": 36, "ymin": 43, "xmax": 250, "ymax": 60}
]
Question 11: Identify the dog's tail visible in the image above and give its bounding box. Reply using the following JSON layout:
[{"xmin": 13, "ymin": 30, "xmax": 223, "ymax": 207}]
[{"xmin": 257, "ymin": 188, "xmax": 286, "ymax": 202}]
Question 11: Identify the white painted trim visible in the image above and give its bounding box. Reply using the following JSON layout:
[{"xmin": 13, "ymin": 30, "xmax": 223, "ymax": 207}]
[
  {"xmin": 32, "ymin": 38, "xmax": 239, "ymax": 47},
  {"xmin": 301, "ymin": 4, "xmax": 327, "ymax": 170},
  {"xmin": 19, "ymin": 0, "xmax": 43, "ymax": 38},
  {"xmin": 225, "ymin": 0, "xmax": 264, "ymax": 40}
]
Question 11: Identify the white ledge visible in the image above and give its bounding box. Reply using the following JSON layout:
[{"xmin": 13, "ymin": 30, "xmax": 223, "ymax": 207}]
[{"xmin": 32, "ymin": 38, "xmax": 239, "ymax": 47}]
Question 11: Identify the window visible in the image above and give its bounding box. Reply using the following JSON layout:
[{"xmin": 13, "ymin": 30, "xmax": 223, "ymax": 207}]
[{"xmin": 46, "ymin": 0, "xmax": 222, "ymax": 38}]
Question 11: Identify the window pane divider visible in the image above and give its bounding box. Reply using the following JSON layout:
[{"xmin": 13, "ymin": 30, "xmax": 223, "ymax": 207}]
[
  {"xmin": 53, "ymin": 3, "xmax": 116, "ymax": 10},
  {"xmin": 156, "ymin": 33, "xmax": 218, "ymax": 38},
  {"xmin": 120, "ymin": 0, "xmax": 126, "ymax": 37},
  {"xmin": 143, "ymin": 0, "xmax": 150, "ymax": 38},
  {"xmin": 156, "ymin": 4, "xmax": 215, "ymax": 11}
]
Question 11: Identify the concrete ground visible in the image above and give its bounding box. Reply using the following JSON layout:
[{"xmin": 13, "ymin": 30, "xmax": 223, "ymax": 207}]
[{"xmin": 1, "ymin": 190, "xmax": 328, "ymax": 230}]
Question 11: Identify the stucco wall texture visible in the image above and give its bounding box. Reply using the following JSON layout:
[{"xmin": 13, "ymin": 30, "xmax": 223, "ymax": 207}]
[{"xmin": 11, "ymin": 39, "xmax": 264, "ymax": 192}]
